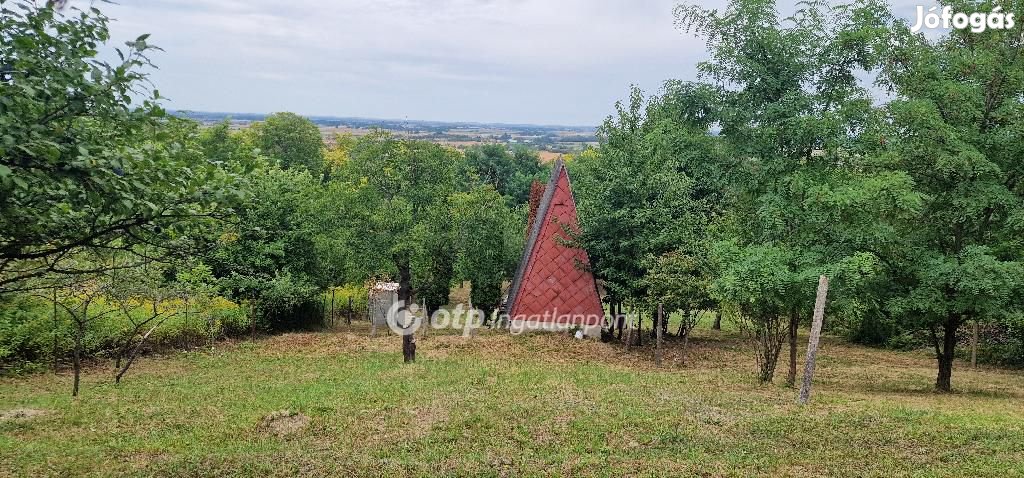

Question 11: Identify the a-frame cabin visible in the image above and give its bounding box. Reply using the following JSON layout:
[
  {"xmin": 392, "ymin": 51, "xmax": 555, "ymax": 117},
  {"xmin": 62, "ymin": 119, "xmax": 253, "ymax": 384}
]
[{"xmin": 505, "ymin": 159, "xmax": 604, "ymax": 336}]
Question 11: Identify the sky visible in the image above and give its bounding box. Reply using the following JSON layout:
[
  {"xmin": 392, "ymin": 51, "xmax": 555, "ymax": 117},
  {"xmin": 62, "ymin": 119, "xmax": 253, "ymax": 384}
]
[{"xmin": 79, "ymin": 0, "xmax": 926, "ymax": 126}]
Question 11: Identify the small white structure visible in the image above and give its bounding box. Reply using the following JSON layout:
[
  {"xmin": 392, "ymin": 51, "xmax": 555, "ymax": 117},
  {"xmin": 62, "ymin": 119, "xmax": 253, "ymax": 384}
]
[{"xmin": 368, "ymin": 282, "xmax": 399, "ymax": 329}]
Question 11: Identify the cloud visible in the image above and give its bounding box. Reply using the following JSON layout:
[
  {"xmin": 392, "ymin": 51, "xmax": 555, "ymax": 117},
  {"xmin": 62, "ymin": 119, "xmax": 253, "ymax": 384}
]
[
  {"xmin": 76, "ymin": 0, "xmax": 928, "ymax": 125},
  {"xmin": 248, "ymin": 71, "xmax": 294, "ymax": 82}
]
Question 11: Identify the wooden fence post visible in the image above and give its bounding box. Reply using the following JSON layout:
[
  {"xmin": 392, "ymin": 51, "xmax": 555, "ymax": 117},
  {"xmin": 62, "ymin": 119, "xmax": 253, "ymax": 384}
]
[
  {"xmin": 625, "ymin": 309, "xmax": 634, "ymax": 351},
  {"xmin": 421, "ymin": 299, "xmax": 428, "ymax": 338},
  {"xmin": 347, "ymin": 297, "xmax": 353, "ymax": 325},
  {"xmin": 368, "ymin": 290, "xmax": 376, "ymax": 336},
  {"xmin": 971, "ymin": 321, "xmax": 978, "ymax": 368},
  {"xmin": 655, "ymin": 303, "xmax": 664, "ymax": 367},
  {"xmin": 798, "ymin": 275, "xmax": 829, "ymax": 405},
  {"xmin": 636, "ymin": 311, "xmax": 643, "ymax": 347},
  {"xmin": 52, "ymin": 288, "xmax": 58, "ymax": 371}
]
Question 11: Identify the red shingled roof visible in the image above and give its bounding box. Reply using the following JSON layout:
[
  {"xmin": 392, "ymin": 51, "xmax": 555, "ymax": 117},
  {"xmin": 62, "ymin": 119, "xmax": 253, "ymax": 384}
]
[{"xmin": 506, "ymin": 160, "xmax": 603, "ymax": 326}]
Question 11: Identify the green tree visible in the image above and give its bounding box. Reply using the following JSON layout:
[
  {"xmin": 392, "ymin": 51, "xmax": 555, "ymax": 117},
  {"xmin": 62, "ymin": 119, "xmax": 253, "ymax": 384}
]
[
  {"xmin": 451, "ymin": 185, "xmax": 524, "ymax": 321},
  {"xmin": 246, "ymin": 112, "xmax": 324, "ymax": 173},
  {"xmin": 641, "ymin": 250, "xmax": 714, "ymax": 349},
  {"xmin": 198, "ymin": 120, "xmax": 262, "ymax": 172},
  {"xmin": 865, "ymin": 0, "xmax": 1024, "ymax": 392},
  {"xmin": 412, "ymin": 203, "xmax": 457, "ymax": 319},
  {"xmin": 572, "ymin": 84, "xmax": 718, "ymax": 321},
  {"xmin": 462, "ymin": 144, "xmax": 546, "ymax": 204},
  {"xmin": 676, "ymin": 0, "xmax": 920, "ymax": 382},
  {"xmin": 206, "ymin": 168, "xmax": 324, "ymax": 330},
  {"xmin": 338, "ymin": 132, "xmax": 459, "ymax": 359},
  {"xmin": 0, "ymin": 2, "xmax": 242, "ymax": 293},
  {"xmin": 508, "ymin": 146, "xmax": 549, "ymax": 204}
]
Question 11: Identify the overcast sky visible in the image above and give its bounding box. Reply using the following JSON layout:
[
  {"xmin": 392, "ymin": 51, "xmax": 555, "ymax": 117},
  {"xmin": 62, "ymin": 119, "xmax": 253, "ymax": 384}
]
[{"xmin": 82, "ymin": 0, "xmax": 925, "ymax": 126}]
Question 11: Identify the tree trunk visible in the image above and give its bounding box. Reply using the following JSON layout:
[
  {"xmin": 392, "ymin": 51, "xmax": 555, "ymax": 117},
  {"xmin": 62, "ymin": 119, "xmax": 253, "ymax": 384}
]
[
  {"xmin": 427, "ymin": 302, "xmax": 440, "ymax": 326},
  {"xmin": 712, "ymin": 311, "xmax": 722, "ymax": 331},
  {"xmin": 115, "ymin": 321, "xmax": 164, "ymax": 384},
  {"xmin": 636, "ymin": 311, "xmax": 642, "ymax": 347},
  {"xmin": 935, "ymin": 315, "xmax": 960, "ymax": 393},
  {"xmin": 682, "ymin": 331, "xmax": 690, "ymax": 365},
  {"xmin": 348, "ymin": 296, "xmax": 353, "ymax": 325},
  {"xmin": 397, "ymin": 261, "xmax": 416, "ymax": 363},
  {"xmin": 786, "ymin": 308, "xmax": 799, "ymax": 388}
]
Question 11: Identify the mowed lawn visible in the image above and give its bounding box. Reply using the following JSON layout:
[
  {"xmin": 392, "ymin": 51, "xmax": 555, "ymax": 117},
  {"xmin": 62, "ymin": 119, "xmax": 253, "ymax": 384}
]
[{"xmin": 1, "ymin": 323, "xmax": 1023, "ymax": 477}]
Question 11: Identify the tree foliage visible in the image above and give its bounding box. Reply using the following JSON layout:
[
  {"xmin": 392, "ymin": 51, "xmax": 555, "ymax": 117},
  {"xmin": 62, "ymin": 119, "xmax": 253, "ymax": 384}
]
[
  {"xmin": 666, "ymin": 0, "xmax": 923, "ymax": 383},
  {"xmin": 863, "ymin": 0, "xmax": 1024, "ymax": 391},
  {"xmin": 244, "ymin": 112, "xmax": 325, "ymax": 173},
  {"xmin": 205, "ymin": 168, "xmax": 324, "ymax": 330},
  {"xmin": 572, "ymin": 83, "xmax": 722, "ymax": 324},
  {"xmin": 450, "ymin": 185, "xmax": 524, "ymax": 318},
  {"xmin": 462, "ymin": 144, "xmax": 547, "ymax": 204},
  {"xmin": 336, "ymin": 133, "xmax": 459, "ymax": 306},
  {"xmin": 0, "ymin": 1, "xmax": 243, "ymax": 293}
]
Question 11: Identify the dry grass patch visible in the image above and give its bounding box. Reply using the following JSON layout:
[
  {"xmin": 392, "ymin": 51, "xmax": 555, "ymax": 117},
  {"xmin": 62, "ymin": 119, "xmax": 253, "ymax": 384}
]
[
  {"xmin": 0, "ymin": 408, "xmax": 46, "ymax": 421},
  {"xmin": 257, "ymin": 410, "xmax": 310, "ymax": 437},
  {"xmin": 2, "ymin": 325, "xmax": 1023, "ymax": 477}
]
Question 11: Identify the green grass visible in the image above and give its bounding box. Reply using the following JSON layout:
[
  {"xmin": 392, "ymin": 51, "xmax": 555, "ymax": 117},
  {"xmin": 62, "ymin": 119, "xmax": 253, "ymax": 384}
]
[{"xmin": 1, "ymin": 324, "xmax": 1022, "ymax": 477}]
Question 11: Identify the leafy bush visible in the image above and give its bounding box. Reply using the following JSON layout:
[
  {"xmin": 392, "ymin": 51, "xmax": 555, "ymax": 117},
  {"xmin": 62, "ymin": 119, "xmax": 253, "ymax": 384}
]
[
  {"xmin": 0, "ymin": 292, "xmax": 250, "ymax": 375},
  {"xmin": 0, "ymin": 295, "xmax": 66, "ymax": 373},
  {"xmin": 325, "ymin": 284, "xmax": 369, "ymax": 323},
  {"xmin": 965, "ymin": 317, "xmax": 1024, "ymax": 368}
]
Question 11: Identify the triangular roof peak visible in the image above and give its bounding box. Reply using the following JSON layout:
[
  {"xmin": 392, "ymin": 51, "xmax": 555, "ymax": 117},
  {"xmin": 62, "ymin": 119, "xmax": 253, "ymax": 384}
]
[{"xmin": 506, "ymin": 159, "xmax": 603, "ymax": 327}]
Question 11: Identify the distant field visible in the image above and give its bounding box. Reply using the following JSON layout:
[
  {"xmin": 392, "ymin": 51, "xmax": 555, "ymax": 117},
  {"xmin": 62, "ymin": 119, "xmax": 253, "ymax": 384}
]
[
  {"xmin": 537, "ymin": 150, "xmax": 562, "ymax": 162},
  {"xmin": 2, "ymin": 321, "xmax": 1022, "ymax": 477}
]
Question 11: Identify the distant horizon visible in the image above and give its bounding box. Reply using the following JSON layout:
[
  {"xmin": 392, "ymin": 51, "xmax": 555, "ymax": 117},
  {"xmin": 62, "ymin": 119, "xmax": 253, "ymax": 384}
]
[
  {"xmin": 87, "ymin": 0, "xmax": 928, "ymax": 125},
  {"xmin": 170, "ymin": 109, "xmax": 599, "ymax": 130}
]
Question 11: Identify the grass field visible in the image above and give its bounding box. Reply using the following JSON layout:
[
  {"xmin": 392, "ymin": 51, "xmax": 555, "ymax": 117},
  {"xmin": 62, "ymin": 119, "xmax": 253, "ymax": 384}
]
[{"xmin": 1, "ymin": 321, "xmax": 1022, "ymax": 477}]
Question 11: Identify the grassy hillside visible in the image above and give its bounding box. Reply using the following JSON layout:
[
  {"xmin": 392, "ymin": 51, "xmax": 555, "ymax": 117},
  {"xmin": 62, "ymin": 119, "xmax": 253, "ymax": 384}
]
[{"xmin": 1, "ymin": 324, "xmax": 1022, "ymax": 477}]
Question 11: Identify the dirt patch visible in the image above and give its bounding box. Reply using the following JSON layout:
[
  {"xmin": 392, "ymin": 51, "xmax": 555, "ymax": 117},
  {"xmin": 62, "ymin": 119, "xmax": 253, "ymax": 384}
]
[
  {"xmin": 0, "ymin": 408, "xmax": 46, "ymax": 421},
  {"xmin": 257, "ymin": 410, "xmax": 310, "ymax": 437}
]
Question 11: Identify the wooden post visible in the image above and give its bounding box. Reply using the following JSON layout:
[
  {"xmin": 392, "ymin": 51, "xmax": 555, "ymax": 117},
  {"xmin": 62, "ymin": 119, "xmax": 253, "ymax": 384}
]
[
  {"xmin": 330, "ymin": 288, "xmax": 336, "ymax": 328},
  {"xmin": 971, "ymin": 320, "xmax": 978, "ymax": 369},
  {"xmin": 786, "ymin": 309, "xmax": 799, "ymax": 388},
  {"xmin": 184, "ymin": 296, "xmax": 190, "ymax": 348},
  {"xmin": 368, "ymin": 290, "xmax": 376, "ymax": 336},
  {"xmin": 615, "ymin": 302, "xmax": 624, "ymax": 340},
  {"xmin": 468, "ymin": 297, "xmax": 476, "ymax": 338},
  {"xmin": 625, "ymin": 309, "xmax": 634, "ymax": 351},
  {"xmin": 347, "ymin": 296, "xmax": 353, "ymax": 325},
  {"xmin": 636, "ymin": 311, "xmax": 642, "ymax": 347},
  {"xmin": 655, "ymin": 303, "xmax": 664, "ymax": 367},
  {"xmin": 421, "ymin": 299, "xmax": 428, "ymax": 338},
  {"xmin": 52, "ymin": 288, "xmax": 58, "ymax": 371},
  {"xmin": 798, "ymin": 275, "xmax": 829, "ymax": 405},
  {"xmin": 402, "ymin": 326, "xmax": 416, "ymax": 363}
]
